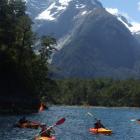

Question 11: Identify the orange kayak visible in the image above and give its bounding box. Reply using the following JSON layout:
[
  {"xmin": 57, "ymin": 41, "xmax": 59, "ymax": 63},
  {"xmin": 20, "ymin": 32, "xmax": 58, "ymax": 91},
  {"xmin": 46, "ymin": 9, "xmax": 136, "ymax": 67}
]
[
  {"xmin": 15, "ymin": 122, "xmax": 40, "ymax": 129},
  {"xmin": 35, "ymin": 136, "xmax": 56, "ymax": 140},
  {"xmin": 89, "ymin": 128, "xmax": 112, "ymax": 135}
]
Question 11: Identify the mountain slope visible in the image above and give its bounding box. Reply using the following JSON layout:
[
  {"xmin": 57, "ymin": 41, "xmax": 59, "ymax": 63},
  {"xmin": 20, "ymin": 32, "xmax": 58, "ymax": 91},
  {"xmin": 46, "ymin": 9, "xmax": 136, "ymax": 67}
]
[
  {"xmin": 52, "ymin": 8, "xmax": 138, "ymax": 78},
  {"xmin": 106, "ymin": 8, "xmax": 140, "ymax": 44},
  {"xmin": 26, "ymin": 0, "xmax": 103, "ymax": 38}
]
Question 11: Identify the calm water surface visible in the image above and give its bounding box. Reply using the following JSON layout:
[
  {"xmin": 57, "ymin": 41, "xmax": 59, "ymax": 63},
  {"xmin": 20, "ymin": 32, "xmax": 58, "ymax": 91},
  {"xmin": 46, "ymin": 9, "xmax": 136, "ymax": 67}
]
[{"xmin": 0, "ymin": 106, "xmax": 140, "ymax": 140}]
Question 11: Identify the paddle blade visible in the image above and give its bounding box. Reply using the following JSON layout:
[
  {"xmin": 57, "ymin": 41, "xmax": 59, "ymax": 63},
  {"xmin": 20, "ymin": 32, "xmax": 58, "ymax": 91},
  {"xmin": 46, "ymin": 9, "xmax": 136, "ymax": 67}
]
[
  {"xmin": 55, "ymin": 118, "xmax": 65, "ymax": 125},
  {"xmin": 87, "ymin": 112, "xmax": 93, "ymax": 117},
  {"xmin": 87, "ymin": 112, "xmax": 98, "ymax": 121},
  {"xmin": 130, "ymin": 119, "xmax": 136, "ymax": 122}
]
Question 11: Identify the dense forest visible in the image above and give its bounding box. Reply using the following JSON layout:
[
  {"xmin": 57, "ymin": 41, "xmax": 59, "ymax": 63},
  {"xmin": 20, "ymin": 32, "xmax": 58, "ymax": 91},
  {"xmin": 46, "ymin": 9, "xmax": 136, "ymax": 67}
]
[
  {"xmin": 47, "ymin": 79, "xmax": 140, "ymax": 107},
  {"xmin": 0, "ymin": 0, "xmax": 56, "ymax": 114}
]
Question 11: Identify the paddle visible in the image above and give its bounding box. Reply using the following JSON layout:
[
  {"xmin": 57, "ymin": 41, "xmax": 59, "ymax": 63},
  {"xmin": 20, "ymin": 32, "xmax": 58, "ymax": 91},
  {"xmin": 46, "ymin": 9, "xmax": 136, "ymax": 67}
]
[
  {"xmin": 87, "ymin": 112, "xmax": 94, "ymax": 117},
  {"xmin": 87, "ymin": 112, "xmax": 97, "ymax": 121},
  {"xmin": 130, "ymin": 119, "xmax": 140, "ymax": 122},
  {"xmin": 87, "ymin": 112, "xmax": 106, "ymax": 128},
  {"xmin": 38, "ymin": 118, "xmax": 66, "ymax": 136},
  {"xmin": 130, "ymin": 119, "xmax": 137, "ymax": 122},
  {"xmin": 54, "ymin": 117, "xmax": 65, "ymax": 126}
]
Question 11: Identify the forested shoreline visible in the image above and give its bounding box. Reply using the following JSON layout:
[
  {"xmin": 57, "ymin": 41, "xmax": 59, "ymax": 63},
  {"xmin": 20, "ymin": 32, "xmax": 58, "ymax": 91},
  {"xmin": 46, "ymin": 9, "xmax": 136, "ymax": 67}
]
[{"xmin": 46, "ymin": 79, "xmax": 140, "ymax": 107}]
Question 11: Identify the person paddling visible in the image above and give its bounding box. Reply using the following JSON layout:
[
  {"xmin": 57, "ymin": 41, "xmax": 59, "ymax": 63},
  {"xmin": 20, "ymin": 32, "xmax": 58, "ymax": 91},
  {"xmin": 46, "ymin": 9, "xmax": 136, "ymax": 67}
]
[
  {"xmin": 94, "ymin": 120, "xmax": 105, "ymax": 129},
  {"xmin": 40, "ymin": 124, "xmax": 55, "ymax": 138},
  {"xmin": 18, "ymin": 116, "xmax": 29, "ymax": 124}
]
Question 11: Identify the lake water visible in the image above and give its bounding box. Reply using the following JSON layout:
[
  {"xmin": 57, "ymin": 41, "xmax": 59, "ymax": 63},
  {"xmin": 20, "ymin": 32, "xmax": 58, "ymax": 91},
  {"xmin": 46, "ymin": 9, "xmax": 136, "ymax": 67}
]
[{"xmin": 1, "ymin": 106, "xmax": 140, "ymax": 140}]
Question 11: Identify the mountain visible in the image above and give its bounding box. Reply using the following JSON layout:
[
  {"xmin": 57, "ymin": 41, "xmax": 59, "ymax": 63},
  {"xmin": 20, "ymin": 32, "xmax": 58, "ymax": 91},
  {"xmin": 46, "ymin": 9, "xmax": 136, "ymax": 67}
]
[
  {"xmin": 26, "ymin": 0, "xmax": 140, "ymax": 78},
  {"xmin": 118, "ymin": 17, "xmax": 140, "ymax": 44},
  {"xmin": 26, "ymin": 0, "xmax": 103, "ymax": 37},
  {"xmin": 52, "ymin": 9, "xmax": 138, "ymax": 78}
]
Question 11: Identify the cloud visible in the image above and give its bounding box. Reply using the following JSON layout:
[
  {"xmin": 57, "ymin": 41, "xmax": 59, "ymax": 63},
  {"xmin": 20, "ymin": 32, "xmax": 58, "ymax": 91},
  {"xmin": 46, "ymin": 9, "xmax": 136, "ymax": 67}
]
[
  {"xmin": 106, "ymin": 8, "xmax": 130, "ymax": 20},
  {"xmin": 131, "ymin": 22, "xmax": 140, "ymax": 32},
  {"xmin": 138, "ymin": 1, "xmax": 140, "ymax": 11},
  {"xmin": 106, "ymin": 7, "xmax": 140, "ymax": 33},
  {"xmin": 106, "ymin": 8, "xmax": 119, "ymax": 15}
]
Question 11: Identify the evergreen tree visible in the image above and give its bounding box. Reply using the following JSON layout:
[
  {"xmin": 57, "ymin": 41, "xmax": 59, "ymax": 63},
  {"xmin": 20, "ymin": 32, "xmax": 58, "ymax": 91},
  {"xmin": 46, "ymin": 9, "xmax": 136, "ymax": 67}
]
[{"xmin": 0, "ymin": 0, "xmax": 59, "ymax": 114}]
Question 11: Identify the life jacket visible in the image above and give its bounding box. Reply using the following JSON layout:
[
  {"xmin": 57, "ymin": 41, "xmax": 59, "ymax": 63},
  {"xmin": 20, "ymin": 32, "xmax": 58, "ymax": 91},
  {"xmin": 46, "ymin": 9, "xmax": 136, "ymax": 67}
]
[{"xmin": 40, "ymin": 127, "xmax": 48, "ymax": 137}]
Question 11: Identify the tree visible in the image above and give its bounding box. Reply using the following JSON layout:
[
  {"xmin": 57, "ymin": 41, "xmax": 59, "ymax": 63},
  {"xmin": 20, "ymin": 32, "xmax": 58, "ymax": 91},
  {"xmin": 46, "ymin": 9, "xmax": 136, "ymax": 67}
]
[
  {"xmin": 40, "ymin": 36, "xmax": 57, "ymax": 62},
  {"xmin": 0, "ymin": 0, "xmax": 26, "ymax": 50}
]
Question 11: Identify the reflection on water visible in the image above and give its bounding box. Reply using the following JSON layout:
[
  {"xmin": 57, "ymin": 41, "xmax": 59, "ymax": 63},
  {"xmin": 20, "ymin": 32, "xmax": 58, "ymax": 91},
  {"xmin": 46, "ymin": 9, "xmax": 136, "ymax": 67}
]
[{"xmin": 0, "ymin": 106, "xmax": 140, "ymax": 140}]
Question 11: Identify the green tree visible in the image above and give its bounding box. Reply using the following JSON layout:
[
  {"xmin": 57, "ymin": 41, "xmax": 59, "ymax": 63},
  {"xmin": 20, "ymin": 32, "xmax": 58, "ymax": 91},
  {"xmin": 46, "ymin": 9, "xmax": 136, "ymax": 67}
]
[
  {"xmin": 40, "ymin": 36, "xmax": 57, "ymax": 62},
  {"xmin": 0, "ymin": 0, "xmax": 59, "ymax": 113}
]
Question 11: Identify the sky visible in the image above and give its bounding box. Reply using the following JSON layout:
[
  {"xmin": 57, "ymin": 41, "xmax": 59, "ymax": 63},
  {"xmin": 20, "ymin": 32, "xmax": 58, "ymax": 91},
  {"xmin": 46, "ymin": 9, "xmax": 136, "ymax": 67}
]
[{"xmin": 100, "ymin": 0, "xmax": 140, "ymax": 23}]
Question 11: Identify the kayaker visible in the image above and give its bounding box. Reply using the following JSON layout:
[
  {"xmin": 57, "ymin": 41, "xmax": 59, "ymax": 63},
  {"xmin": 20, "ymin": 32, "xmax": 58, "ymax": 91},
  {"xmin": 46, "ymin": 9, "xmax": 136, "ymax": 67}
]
[
  {"xmin": 40, "ymin": 124, "xmax": 55, "ymax": 138},
  {"xmin": 94, "ymin": 120, "xmax": 105, "ymax": 129},
  {"xmin": 18, "ymin": 116, "xmax": 28, "ymax": 124}
]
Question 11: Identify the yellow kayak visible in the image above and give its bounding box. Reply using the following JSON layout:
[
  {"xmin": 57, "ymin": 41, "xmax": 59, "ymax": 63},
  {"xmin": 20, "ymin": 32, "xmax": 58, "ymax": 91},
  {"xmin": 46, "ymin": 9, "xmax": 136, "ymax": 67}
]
[
  {"xmin": 34, "ymin": 136, "xmax": 56, "ymax": 140},
  {"xmin": 89, "ymin": 128, "xmax": 112, "ymax": 135}
]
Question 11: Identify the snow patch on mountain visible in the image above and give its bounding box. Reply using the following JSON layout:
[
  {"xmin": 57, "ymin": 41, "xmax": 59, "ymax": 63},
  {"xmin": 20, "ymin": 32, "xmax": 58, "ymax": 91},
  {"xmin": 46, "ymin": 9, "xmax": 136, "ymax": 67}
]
[
  {"xmin": 35, "ymin": 0, "xmax": 72, "ymax": 21},
  {"xmin": 130, "ymin": 22, "xmax": 140, "ymax": 34},
  {"xmin": 106, "ymin": 8, "xmax": 119, "ymax": 15},
  {"xmin": 59, "ymin": 0, "xmax": 72, "ymax": 6},
  {"xmin": 35, "ymin": 0, "xmax": 102, "ymax": 21},
  {"xmin": 35, "ymin": 3, "xmax": 56, "ymax": 21},
  {"xmin": 81, "ymin": 11, "xmax": 88, "ymax": 15},
  {"xmin": 23, "ymin": 0, "xmax": 27, "ymax": 3},
  {"xmin": 75, "ymin": 4, "xmax": 86, "ymax": 9},
  {"xmin": 116, "ymin": 16, "xmax": 132, "ymax": 28}
]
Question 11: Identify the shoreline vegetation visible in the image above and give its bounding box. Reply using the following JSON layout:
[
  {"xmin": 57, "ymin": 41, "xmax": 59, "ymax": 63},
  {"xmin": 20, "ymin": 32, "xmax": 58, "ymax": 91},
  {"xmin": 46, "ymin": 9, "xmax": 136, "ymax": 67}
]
[
  {"xmin": 52, "ymin": 105, "xmax": 140, "ymax": 108},
  {"xmin": 47, "ymin": 79, "xmax": 140, "ymax": 107}
]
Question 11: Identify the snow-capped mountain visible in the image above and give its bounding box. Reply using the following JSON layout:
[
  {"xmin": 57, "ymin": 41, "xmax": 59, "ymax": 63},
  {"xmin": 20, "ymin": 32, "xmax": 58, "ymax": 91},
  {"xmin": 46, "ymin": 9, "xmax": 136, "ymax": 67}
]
[
  {"xmin": 26, "ymin": 0, "xmax": 140, "ymax": 78},
  {"xmin": 26, "ymin": 0, "xmax": 103, "ymax": 38},
  {"xmin": 26, "ymin": 0, "xmax": 102, "ymax": 20},
  {"xmin": 35, "ymin": 0, "xmax": 74, "ymax": 21}
]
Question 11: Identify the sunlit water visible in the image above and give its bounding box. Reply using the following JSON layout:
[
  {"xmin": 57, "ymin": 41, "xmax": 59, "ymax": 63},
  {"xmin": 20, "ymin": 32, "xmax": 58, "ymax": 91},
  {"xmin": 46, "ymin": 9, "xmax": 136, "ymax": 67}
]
[{"xmin": 1, "ymin": 106, "xmax": 140, "ymax": 140}]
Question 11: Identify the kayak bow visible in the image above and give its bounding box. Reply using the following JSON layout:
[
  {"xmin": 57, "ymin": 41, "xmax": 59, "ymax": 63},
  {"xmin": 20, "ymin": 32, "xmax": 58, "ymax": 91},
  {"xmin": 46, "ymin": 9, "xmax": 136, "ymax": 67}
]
[
  {"xmin": 35, "ymin": 136, "xmax": 56, "ymax": 140},
  {"xmin": 89, "ymin": 128, "xmax": 112, "ymax": 135}
]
